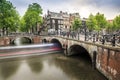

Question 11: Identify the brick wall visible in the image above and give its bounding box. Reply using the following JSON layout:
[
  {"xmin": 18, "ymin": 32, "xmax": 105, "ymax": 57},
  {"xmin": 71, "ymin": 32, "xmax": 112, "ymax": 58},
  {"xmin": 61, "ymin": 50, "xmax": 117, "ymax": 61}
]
[
  {"xmin": 97, "ymin": 47, "xmax": 120, "ymax": 80},
  {"xmin": 32, "ymin": 36, "xmax": 41, "ymax": 43},
  {"xmin": 0, "ymin": 37, "xmax": 10, "ymax": 46}
]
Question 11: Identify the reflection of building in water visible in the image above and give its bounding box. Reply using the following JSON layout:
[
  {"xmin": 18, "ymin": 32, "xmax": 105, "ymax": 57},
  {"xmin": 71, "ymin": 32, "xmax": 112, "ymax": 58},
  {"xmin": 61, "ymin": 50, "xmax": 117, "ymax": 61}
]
[
  {"xmin": 0, "ymin": 60, "xmax": 21, "ymax": 79},
  {"xmin": 27, "ymin": 58, "xmax": 43, "ymax": 73}
]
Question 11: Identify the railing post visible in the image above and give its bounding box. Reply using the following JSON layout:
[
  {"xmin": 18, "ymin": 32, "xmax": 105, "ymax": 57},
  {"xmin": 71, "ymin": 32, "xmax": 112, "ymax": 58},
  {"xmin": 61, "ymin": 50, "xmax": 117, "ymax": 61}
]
[
  {"xmin": 78, "ymin": 32, "xmax": 79, "ymax": 40},
  {"xmin": 102, "ymin": 35, "xmax": 105, "ymax": 45},
  {"xmin": 93, "ymin": 34, "xmax": 95, "ymax": 43},
  {"xmin": 112, "ymin": 34, "xmax": 116, "ymax": 46}
]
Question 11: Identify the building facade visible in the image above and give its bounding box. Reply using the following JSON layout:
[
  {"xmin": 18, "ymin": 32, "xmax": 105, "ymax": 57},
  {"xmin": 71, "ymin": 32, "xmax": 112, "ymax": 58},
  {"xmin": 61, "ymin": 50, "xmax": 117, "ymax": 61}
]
[
  {"xmin": 60, "ymin": 11, "xmax": 70, "ymax": 32},
  {"xmin": 44, "ymin": 10, "xmax": 81, "ymax": 34},
  {"xmin": 69, "ymin": 13, "xmax": 80, "ymax": 27},
  {"xmin": 46, "ymin": 10, "xmax": 63, "ymax": 34}
]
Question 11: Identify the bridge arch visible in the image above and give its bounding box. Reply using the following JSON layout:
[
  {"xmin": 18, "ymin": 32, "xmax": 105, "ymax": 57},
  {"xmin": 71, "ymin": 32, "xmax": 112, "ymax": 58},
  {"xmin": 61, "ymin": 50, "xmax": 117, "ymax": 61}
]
[
  {"xmin": 50, "ymin": 38, "xmax": 62, "ymax": 49},
  {"xmin": 66, "ymin": 44, "xmax": 92, "ymax": 62},
  {"xmin": 42, "ymin": 39, "xmax": 48, "ymax": 43},
  {"xmin": 11, "ymin": 37, "xmax": 33, "ymax": 45}
]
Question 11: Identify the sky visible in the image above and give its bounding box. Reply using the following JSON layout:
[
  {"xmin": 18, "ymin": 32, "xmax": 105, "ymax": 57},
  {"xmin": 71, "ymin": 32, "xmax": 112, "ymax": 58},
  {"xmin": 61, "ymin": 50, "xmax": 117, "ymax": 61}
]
[{"xmin": 7, "ymin": 0, "xmax": 120, "ymax": 19}]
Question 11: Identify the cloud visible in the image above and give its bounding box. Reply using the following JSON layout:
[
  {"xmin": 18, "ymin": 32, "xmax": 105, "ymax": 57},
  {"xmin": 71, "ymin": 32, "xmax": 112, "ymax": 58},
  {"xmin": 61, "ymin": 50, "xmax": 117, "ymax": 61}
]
[
  {"xmin": 68, "ymin": 0, "xmax": 120, "ymax": 8},
  {"xmin": 8, "ymin": 0, "xmax": 32, "ymax": 7},
  {"xmin": 8, "ymin": 0, "xmax": 41, "ymax": 16},
  {"xmin": 7, "ymin": 0, "xmax": 120, "ymax": 19},
  {"xmin": 92, "ymin": 0, "xmax": 120, "ymax": 8},
  {"xmin": 66, "ymin": 0, "xmax": 120, "ymax": 19}
]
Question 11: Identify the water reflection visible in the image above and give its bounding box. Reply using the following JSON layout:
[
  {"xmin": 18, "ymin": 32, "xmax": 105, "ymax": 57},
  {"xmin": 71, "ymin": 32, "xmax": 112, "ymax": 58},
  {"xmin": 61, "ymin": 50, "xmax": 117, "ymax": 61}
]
[
  {"xmin": 0, "ymin": 53, "xmax": 108, "ymax": 80},
  {"xmin": 27, "ymin": 57, "xmax": 43, "ymax": 73},
  {"xmin": 0, "ymin": 59, "xmax": 21, "ymax": 80},
  {"xmin": 14, "ymin": 38, "xmax": 21, "ymax": 46},
  {"xmin": 54, "ymin": 56, "xmax": 107, "ymax": 80},
  {"xmin": 12, "ymin": 37, "xmax": 32, "ymax": 46}
]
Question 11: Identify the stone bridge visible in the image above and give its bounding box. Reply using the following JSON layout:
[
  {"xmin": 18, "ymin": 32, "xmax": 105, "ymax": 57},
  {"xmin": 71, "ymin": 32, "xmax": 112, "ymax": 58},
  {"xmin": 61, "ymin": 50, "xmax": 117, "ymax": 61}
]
[
  {"xmin": 0, "ymin": 35, "xmax": 41, "ymax": 46},
  {"xmin": 0, "ymin": 35, "xmax": 120, "ymax": 80},
  {"xmin": 42, "ymin": 36, "xmax": 120, "ymax": 80}
]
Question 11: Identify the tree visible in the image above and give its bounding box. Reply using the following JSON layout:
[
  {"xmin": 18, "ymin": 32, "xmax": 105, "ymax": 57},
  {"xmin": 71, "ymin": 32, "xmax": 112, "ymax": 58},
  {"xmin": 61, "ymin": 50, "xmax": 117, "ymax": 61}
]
[
  {"xmin": 0, "ymin": 0, "xmax": 20, "ymax": 35},
  {"xmin": 95, "ymin": 12, "xmax": 107, "ymax": 31},
  {"xmin": 86, "ymin": 14, "xmax": 97, "ymax": 31},
  {"xmin": 86, "ymin": 13, "xmax": 107, "ymax": 33},
  {"xmin": 72, "ymin": 18, "xmax": 82, "ymax": 31},
  {"xmin": 23, "ymin": 3, "xmax": 43, "ymax": 33},
  {"xmin": 106, "ymin": 21, "xmax": 113, "ymax": 33},
  {"xmin": 113, "ymin": 15, "xmax": 120, "ymax": 31},
  {"xmin": 19, "ymin": 17, "xmax": 27, "ymax": 32}
]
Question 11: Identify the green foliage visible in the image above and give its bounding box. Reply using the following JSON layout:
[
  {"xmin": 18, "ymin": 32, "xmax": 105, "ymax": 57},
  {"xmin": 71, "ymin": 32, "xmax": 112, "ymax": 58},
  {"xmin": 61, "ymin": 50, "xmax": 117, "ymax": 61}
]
[
  {"xmin": 0, "ymin": 0, "xmax": 20, "ymax": 34},
  {"xmin": 113, "ymin": 15, "xmax": 120, "ymax": 31},
  {"xmin": 22, "ymin": 3, "xmax": 43, "ymax": 32},
  {"xmin": 106, "ymin": 21, "xmax": 114, "ymax": 32},
  {"xmin": 19, "ymin": 17, "xmax": 27, "ymax": 32},
  {"xmin": 86, "ymin": 14, "xmax": 97, "ymax": 31},
  {"xmin": 72, "ymin": 18, "xmax": 82, "ymax": 31},
  {"xmin": 86, "ymin": 13, "xmax": 107, "ymax": 32},
  {"xmin": 27, "ymin": 3, "xmax": 42, "ymax": 14},
  {"xmin": 95, "ymin": 13, "xmax": 107, "ymax": 30}
]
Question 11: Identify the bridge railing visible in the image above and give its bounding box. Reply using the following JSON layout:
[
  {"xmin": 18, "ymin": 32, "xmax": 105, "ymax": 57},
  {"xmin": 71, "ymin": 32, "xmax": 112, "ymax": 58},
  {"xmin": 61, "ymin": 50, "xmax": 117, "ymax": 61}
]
[{"xmin": 46, "ymin": 31, "xmax": 120, "ymax": 47}]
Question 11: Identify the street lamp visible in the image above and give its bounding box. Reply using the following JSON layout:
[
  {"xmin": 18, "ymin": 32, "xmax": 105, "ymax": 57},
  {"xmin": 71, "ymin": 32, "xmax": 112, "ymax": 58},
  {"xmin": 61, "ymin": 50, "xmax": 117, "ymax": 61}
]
[
  {"xmin": 77, "ymin": 28, "xmax": 80, "ymax": 40},
  {"xmin": 84, "ymin": 27, "xmax": 87, "ymax": 41},
  {"xmin": 93, "ymin": 33, "xmax": 95, "ymax": 43},
  {"xmin": 112, "ymin": 34, "xmax": 116, "ymax": 46}
]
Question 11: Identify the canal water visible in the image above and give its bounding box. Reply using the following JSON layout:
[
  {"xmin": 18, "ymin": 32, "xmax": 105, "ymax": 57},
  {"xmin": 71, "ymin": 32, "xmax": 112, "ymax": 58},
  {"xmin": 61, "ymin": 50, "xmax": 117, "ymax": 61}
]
[
  {"xmin": 0, "ymin": 37, "xmax": 108, "ymax": 80},
  {"xmin": 0, "ymin": 53, "xmax": 108, "ymax": 80}
]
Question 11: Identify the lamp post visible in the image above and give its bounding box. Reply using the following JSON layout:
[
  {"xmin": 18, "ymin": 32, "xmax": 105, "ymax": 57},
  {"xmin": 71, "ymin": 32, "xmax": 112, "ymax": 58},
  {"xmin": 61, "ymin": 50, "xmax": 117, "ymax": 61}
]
[
  {"xmin": 84, "ymin": 27, "xmax": 87, "ymax": 41},
  {"xmin": 112, "ymin": 34, "xmax": 116, "ymax": 46},
  {"xmin": 77, "ymin": 28, "xmax": 80, "ymax": 40},
  {"xmin": 93, "ymin": 31, "xmax": 96, "ymax": 43},
  {"xmin": 102, "ymin": 35, "xmax": 105, "ymax": 45}
]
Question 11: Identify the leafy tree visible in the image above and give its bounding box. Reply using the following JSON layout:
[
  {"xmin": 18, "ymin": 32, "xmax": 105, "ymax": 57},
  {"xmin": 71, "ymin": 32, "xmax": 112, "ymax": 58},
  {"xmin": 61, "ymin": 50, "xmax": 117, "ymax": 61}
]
[
  {"xmin": 0, "ymin": 0, "xmax": 20, "ymax": 35},
  {"xmin": 86, "ymin": 14, "xmax": 97, "ymax": 31},
  {"xmin": 27, "ymin": 3, "xmax": 42, "ymax": 14},
  {"xmin": 106, "ymin": 21, "xmax": 114, "ymax": 33},
  {"xmin": 113, "ymin": 15, "xmax": 120, "ymax": 31},
  {"xmin": 72, "ymin": 18, "xmax": 82, "ymax": 31},
  {"xmin": 95, "ymin": 12, "xmax": 107, "ymax": 31},
  {"xmin": 23, "ymin": 3, "xmax": 43, "ymax": 33},
  {"xmin": 86, "ymin": 13, "xmax": 107, "ymax": 33},
  {"xmin": 19, "ymin": 17, "xmax": 27, "ymax": 32}
]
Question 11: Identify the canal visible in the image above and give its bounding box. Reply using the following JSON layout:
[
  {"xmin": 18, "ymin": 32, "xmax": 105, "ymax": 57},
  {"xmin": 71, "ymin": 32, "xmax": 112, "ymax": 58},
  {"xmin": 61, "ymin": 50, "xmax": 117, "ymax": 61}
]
[
  {"xmin": 0, "ymin": 37, "xmax": 108, "ymax": 80},
  {"xmin": 0, "ymin": 53, "xmax": 108, "ymax": 80}
]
